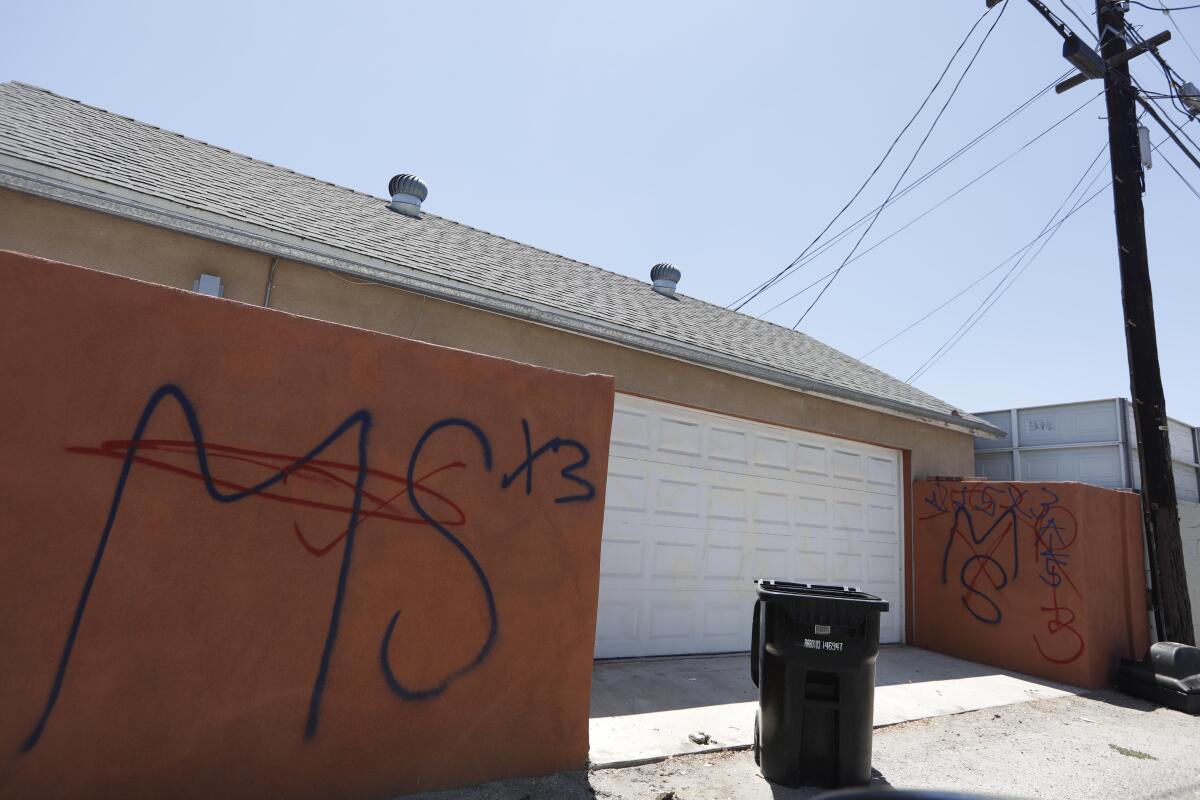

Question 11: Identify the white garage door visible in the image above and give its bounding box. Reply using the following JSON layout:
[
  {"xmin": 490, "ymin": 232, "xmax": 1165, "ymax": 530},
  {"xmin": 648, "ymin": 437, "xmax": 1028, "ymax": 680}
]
[{"xmin": 596, "ymin": 394, "xmax": 904, "ymax": 658}]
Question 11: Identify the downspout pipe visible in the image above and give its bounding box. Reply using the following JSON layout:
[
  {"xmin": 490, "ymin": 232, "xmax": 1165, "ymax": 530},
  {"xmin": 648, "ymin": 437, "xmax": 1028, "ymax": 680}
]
[{"xmin": 263, "ymin": 257, "xmax": 279, "ymax": 307}]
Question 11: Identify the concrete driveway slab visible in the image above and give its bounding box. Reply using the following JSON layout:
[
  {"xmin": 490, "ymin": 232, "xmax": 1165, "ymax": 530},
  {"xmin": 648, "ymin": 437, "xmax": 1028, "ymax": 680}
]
[
  {"xmin": 589, "ymin": 645, "xmax": 1080, "ymax": 766},
  {"xmin": 399, "ymin": 690, "xmax": 1200, "ymax": 800}
]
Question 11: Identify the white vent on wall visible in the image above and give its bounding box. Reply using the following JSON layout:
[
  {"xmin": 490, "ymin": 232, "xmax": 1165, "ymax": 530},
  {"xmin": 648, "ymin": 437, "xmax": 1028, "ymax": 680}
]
[{"xmin": 192, "ymin": 273, "xmax": 224, "ymax": 298}]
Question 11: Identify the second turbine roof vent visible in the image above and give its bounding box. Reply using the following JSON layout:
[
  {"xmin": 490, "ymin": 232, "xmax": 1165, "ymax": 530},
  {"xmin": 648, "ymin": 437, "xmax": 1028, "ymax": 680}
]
[
  {"xmin": 388, "ymin": 174, "xmax": 428, "ymax": 217},
  {"xmin": 650, "ymin": 263, "xmax": 681, "ymax": 299}
]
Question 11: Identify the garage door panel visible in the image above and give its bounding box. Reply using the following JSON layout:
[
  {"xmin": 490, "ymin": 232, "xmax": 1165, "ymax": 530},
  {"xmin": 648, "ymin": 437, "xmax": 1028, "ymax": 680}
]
[
  {"xmin": 597, "ymin": 590, "xmax": 760, "ymax": 658},
  {"xmin": 647, "ymin": 600, "xmax": 698, "ymax": 645},
  {"xmin": 709, "ymin": 425, "xmax": 751, "ymax": 465},
  {"xmin": 833, "ymin": 498, "xmax": 865, "ymax": 534},
  {"xmin": 604, "ymin": 459, "xmax": 649, "ymax": 512},
  {"xmin": 866, "ymin": 499, "xmax": 900, "ymax": 540},
  {"xmin": 703, "ymin": 539, "xmax": 745, "ymax": 580},
  {"xmin": 795, "ymin": 495, "xmax": 830, "ymax": 530},
  {"xmin": 752, "ymin": 490, "xmax": 790, "ymax": 527},
  {"xmin": 612, "ymin": 455, "xmax": 897, "ymax": 500},
  {"xmin": 598, "ymin": 534, "xmax": 645, "ymax": 578},
  {"xmin": 601, "ymin": 524, "xmax": 799, "ymax": 589},
  {"xmin": 830, "ymin": 549, "xmax": 865, "ymax": 582},
  {"xmin": 595, "ymin": 599, "xmax": 641, "ymax": 656},
  {"xmin": 610, "ymin": 407, "xmax": 900, "ymax": 499},
  {"xmin": 746, "ymin": 537, "xmax": 791, "ymax": 583},
  {"xmin": 794, "ymin": 441, "xmax": 830, "ymax": 476},
  {"xmin": 598, "ymin": 395, "xmax": 905, "ymax": 658},
  {"xmin": 611, "ymin": 406, "xmax": 652, "ymax": 450},
  {"xmin": 794, "ymin": 537, "xmax": 831, "ymax": 583},
  {"xmin": 656, "ymin": 476, "xmax": 703, "ymax": 518},
  {"xmin": 701, "ymin": 600, "xmax": 748, "ymax": 648},
  {"xmin": 707, "ymin": 482, "xmax": 750, "ymax": 525},
  {"xmin": 650, "ymin": 535, "xmax": 702, "ymax": 581},
  {"xmin": 866, "ymin": 546, "xmax": 900, "ymax": 585},
  {"xmin": 657, "ymin": 415, "xmax": 703, "ymax": 458},
  {"xmin": 753, "ymin": 434, "xmax": 791, "ymax": 471},
  {"xmin": 832, "ymin": 448, "xmax": 865, "ymax": 482},
  {"xmin": 868, "ymin": 454, "xmax": 900, "ymax": 491}
]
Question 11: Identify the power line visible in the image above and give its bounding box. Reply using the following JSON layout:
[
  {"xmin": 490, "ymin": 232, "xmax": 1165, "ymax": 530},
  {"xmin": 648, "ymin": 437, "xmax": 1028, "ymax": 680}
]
[
  {"xmin": 905, "ymin": 142, "xmax": 1111, "ymax": 383},
  {"xmin": 1159, "ymin": 144, "xmax": 1200, "ymax": 197},
  {"xmin": 1129, "ymin": 1, "xmax": 1200, "ymax": 10},
  {"xmin": 1121, "ymin": 20, "xmax": 1200, "ymax": 120},
  {"xmin": 858, "ymin": 172, "xmax": 1105, "ymax": 360},
  {"xmin": 902, "ymin": 130, "xmax": 1181, "ymax": 383},
  {"xmin": 758, "ymin": 88, "xmax": 1102, "ymax": 318},
  {"xmin": 907, "ymin": 180, "xmax": 1109, "ymax": 383},
  {"xmin": 727, "ymin": 5, "xmax": 999, "ymax": 313},
  {"xmin": 1026, "ymin": 0, "xmax": 1079, "ymax": 39},
  {"xmin": 728, "ymin": 68, "xmax": 1072, "ymax": 312},
  {"xmin": 1058, "ymin": 0, "xmax": 1095, "ymax": 34},
  {"xmin": 1154, "ymin": 0, "xmax": 1200, "ymax": 70},
  {"xmin": 1135, "ymin": 90, "xmax": 1200, "ymax": 167},
  {"xmin": 793, "ymin": 1, "xmax": 1011, "ymax": 328},
  {"xmin": 904, "ymin": 147, "xmax": 1108, "ymax": 381}
]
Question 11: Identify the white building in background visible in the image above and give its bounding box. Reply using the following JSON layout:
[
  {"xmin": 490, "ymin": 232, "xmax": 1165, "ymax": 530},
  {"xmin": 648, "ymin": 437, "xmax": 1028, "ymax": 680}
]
[{"xmin": 972, "ymin": 398, "xmax": 1200, "ymax": 643}]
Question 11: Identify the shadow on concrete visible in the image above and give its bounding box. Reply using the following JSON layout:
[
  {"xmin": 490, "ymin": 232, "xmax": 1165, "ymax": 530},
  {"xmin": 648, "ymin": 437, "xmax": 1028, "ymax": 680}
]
[
  {"xmin": 395, "ymin": 766, "xmax": 895, "ymax": 800},
  {"xmin": 394, "ymin": 768, "xmax": 598, "ymax": 800},
  {"xmin": 590, "ymin": 646, "xmax": 1077, "ymax": 718},
  {"xmin": 1080, "ymin": 686, "xmax": 1162, "ymax": 714},
  {"xmin": 765, "ymin": 769, "xmax": 893, "ymax": 799}
]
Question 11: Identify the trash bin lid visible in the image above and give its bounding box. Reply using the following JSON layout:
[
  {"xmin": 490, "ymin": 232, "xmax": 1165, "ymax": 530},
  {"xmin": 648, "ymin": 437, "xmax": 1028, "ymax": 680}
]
[{"xmin": 755, "ymin": 579, "xmax": 889, "ymax": 612}]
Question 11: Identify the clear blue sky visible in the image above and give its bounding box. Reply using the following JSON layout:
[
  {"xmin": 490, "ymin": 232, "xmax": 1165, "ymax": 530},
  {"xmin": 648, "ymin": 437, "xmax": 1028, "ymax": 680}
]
[{"xmin": 5, "ymin": 0, "xmax": 1199, "ymax": 423}]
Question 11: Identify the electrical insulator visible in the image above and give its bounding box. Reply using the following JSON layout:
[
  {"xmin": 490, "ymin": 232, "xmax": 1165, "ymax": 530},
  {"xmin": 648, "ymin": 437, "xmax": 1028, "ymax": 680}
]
[{"xmin": 1179, "ymin": 82, "xmax": 1200, "ymax": 117}]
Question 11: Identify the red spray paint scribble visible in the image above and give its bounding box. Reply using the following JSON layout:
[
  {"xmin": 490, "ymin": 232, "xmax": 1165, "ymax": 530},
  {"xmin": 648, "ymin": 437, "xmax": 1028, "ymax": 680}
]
[
  {"xmin": 1030, "ymin": 502, "xmax": 1084, "ymax": 664},
  {"xmin": 292, "ymin": 460, "xmax": 466, "ymax": 557},
  {"xmin": 66, "ymin": 439, "xmax": 467, "ymax": 556}
]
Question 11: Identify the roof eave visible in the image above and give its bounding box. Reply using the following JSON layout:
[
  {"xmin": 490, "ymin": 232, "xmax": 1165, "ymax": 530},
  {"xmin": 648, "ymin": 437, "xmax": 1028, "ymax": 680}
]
[{"xmin": 0, "ymin": 155, "xmax": 1004, "ymax": 439}]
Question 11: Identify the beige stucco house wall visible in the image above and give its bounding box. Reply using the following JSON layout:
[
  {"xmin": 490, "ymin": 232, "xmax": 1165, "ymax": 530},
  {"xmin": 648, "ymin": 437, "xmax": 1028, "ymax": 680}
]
[{"xmin": 0, "ymin": 186, "xmax": 976, "ymax": 481}]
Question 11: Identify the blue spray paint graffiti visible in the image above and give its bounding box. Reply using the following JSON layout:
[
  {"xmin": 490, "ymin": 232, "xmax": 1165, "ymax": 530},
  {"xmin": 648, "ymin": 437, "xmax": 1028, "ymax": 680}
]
[{"xmin": 22, "ymin": 384, "xmax": 596, "ymax": 752}]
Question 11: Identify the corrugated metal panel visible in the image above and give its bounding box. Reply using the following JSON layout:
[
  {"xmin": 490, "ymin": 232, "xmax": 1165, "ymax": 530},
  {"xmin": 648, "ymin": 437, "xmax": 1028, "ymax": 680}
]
[
  {"xmin": 1125, "ymin": 404, "xmax": 1200, "ymax": 502},
  {"xmin": 1016, "ymin": 400, "xmax": 1121, "ymax": 447},
  {"xmin": 971, "ymin": 399, "xmax": 1200, "ymax": 502},
  {"xmin": 1020, "ymin": 445, "xmax": 1126, "ymax": 488},
  {"xmin": 1180, "ymin": 502, "xmax": 1200, "ymax": 645},
  {"xmin": 975, "ymin": 451, "xmax": 1015, "ymax": 480},
  {"xmin": 973, "ymin": 411, "xmax": 1014, "ymax": 450}
]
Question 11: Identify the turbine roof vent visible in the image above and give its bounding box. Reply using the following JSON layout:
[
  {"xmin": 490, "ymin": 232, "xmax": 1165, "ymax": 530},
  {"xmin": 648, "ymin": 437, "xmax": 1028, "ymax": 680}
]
[
  {"xmin": 388, "ymin": 174, "xmax": 428, "ymax": 217},
  {"xmin": 650, "ymin": 263, "xmax": 681, "ymax": 298}
]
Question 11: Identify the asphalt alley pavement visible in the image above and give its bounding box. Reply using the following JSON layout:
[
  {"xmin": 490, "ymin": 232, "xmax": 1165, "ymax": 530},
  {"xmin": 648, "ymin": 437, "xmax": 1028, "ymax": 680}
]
[{"xmin": 398, "ymin": 689, "xmax": 1200, "ymax": 800}]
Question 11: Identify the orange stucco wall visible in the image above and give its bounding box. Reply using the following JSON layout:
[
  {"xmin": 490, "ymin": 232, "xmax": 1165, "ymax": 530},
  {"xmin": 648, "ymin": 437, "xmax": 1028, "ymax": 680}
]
[
  {"xmin": 0, "ymin": 250, "xmax": 615, "ymax": 798},
  {"xmin": 912, "ymin": 480, "xmax": 1149, "ymax": 689}
]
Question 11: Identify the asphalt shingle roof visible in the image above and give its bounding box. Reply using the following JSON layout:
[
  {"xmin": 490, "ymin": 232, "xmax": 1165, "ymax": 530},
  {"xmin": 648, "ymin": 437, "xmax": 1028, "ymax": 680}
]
[{"xmin": 0, "ymin": 81, "xmax": 991, "ymax": 432}]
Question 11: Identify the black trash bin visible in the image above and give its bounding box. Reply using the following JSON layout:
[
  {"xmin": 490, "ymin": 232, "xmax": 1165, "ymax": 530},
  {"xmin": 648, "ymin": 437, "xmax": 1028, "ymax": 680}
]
[{"xmin": 751, "ymin": 579, "xmax": 889, "ymax": 789}]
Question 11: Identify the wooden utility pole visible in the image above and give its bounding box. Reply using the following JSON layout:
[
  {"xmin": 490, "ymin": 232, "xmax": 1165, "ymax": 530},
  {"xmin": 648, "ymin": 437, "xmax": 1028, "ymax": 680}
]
[{"xmin": 1096, "ymin": 0, "xmax": 1195, "ymax": 645}]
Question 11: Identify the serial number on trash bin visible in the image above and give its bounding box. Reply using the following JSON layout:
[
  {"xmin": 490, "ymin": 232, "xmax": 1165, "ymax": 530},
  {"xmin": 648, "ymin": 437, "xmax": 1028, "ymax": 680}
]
[{"xmin": 803, "ymin": 638, "xmax": 843, "ymax": 651}]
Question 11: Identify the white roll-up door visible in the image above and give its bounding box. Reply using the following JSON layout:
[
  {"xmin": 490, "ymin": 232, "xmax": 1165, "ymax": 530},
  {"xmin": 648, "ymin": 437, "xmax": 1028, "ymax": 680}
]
[{"xmin": 596, "ymin": 394, "xmax": 904, "ymax": 658}]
